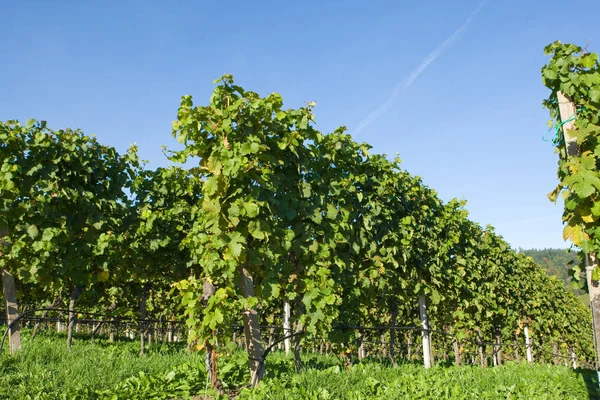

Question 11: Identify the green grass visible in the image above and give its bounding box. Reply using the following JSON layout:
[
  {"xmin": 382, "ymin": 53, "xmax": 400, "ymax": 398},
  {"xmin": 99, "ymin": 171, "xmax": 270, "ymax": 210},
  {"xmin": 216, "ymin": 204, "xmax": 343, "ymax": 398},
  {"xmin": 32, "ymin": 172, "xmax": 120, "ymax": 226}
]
[
  {"xmin": 242, "ymin": 358, "xmax": 600, "ymax": 399},
  {"xmin": 1, "ymin": 330, "xmax": 599, "ymax": 399},
  {"xmin": 0, "ymin": 330, "xmax": 206, "ymax": 399}
]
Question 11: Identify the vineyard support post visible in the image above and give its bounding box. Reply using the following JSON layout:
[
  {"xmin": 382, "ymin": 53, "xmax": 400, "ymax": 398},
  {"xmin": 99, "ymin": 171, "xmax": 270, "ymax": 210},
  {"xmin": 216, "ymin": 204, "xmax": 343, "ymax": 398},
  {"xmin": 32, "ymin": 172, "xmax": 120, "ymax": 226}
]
[
  {"xmin": 452, "ymin": 335, "xmax": 461, "ymax": 366},
  {"xmin": 293, "ymin": 317, "xmax": 303, "ymax": 373},
  {"xmin": 292, "ymin": 280, "xmax": 305, "ymax": 373},
  {"xmin": 358, "ymin": 330, "xmax": 365, "ymax": 360},
  {"xmin": 493, "ymin": 327, "xmax": 501, "ymax": 366},
  {"xmin": 202, "ymin": 280, "xmax": 220, "ymax": 391},
  {"xmin": 557, "ymin": 91, "xmax": 578, "ymax": 156},
  {"xmin": 585, "ymin": 253, "xmax": 600, "ymax": 367},
  {"xmin": 553, "ymin": 342, "xmax": 559, "ymax": 366},
  {"xmin": 1, "ymin": 225, "xmax": 20, "ymax": 355},
  {"xmin": 238, "ymin": 266, "xmax": 265, "ymax": 386},
  {"xmin": 571, "ymin": 347, "xmax": 577, "ymax": 369},
  {"xmin": 67, "ymin": 286, "xmax": 83, "ymax": 350},
  {"xmin": 558, "ymin": 91, "xmax": 600, "ymax": 367},
  {"xmin": 1, "ymin": 270, "xmax": 21, "ymax": 355},
  {"xmin": 139, "ymin": 284, "xmax": 151, "ymax": 356},
  {"xmin": 477, "ymin": 328, "xmax": 485, "ymax": 367},
  {"xmin": 419, "ymin": 294, "xmax": 433, "ymax": 368},
  {"xmin": 514, "ymin": 334, "xmax": 521, "ymax": 362},
  {"xmin": 407, "ymin": 330, "xmax": 413, "ymax": 360},
  {"xmin": 283, "ymin": 300, "xmax": 291, "ymax": 355},
  {"xmin": 390, "ymin": 302, "xmax": 398, "ymax": 361},
  {"xmin": 524, "ymin": 324, "xmax": 533, "ymax": 363}
]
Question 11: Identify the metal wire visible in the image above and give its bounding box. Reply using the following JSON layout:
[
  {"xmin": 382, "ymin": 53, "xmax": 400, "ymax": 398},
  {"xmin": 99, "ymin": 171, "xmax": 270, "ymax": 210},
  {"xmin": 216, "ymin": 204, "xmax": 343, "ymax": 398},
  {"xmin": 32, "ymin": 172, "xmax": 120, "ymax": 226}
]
[{"xmin": 2, "ymin": 311, "xmax": 595, "ymax": 370}]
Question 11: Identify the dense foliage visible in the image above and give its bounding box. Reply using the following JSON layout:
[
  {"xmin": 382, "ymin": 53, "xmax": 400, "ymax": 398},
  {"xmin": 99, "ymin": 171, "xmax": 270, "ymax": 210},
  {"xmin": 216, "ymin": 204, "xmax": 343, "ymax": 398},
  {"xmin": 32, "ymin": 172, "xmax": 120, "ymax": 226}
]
[{"xmin": 1, "ymin": 72, "xmax": 595, "ymax": 389}]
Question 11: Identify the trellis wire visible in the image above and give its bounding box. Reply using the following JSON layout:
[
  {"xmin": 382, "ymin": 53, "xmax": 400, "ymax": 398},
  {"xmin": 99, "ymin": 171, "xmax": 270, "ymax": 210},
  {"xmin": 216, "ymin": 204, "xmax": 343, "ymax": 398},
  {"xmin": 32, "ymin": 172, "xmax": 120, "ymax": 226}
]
[{"xmin": 1, "ymin": 310, "xmax": 594, "ymax": 370}]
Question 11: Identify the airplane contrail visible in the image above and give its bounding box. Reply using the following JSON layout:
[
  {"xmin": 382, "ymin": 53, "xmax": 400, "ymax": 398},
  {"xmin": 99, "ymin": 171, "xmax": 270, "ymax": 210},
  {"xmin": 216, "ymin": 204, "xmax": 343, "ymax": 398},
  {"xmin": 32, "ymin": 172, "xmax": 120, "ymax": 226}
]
[{"xmin": 353, "ymin": 1, "xmax": 486, "ymax": 136}]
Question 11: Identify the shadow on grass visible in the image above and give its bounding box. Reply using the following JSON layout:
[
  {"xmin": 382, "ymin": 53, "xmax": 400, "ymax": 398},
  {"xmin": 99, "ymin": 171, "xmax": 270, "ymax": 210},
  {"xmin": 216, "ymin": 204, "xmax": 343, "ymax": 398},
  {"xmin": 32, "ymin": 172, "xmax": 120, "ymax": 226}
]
[{"xmin": 576, "ymin": 369, "xmax": 600, "ymax": 400}]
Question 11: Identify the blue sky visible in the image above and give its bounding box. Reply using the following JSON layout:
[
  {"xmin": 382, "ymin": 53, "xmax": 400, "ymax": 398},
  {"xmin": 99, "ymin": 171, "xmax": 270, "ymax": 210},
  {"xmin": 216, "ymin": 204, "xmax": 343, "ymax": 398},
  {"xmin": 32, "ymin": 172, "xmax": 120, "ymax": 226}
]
[{"xmin": 2, "ymin": 0, "xmax": 599, "ymax": 249}]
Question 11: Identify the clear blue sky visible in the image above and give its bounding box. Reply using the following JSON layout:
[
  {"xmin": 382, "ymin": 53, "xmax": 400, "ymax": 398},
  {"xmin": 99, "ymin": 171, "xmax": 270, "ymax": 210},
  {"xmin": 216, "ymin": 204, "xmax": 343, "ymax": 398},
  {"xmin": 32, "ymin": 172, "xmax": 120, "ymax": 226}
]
[{"xmin": 2, "ymin": 0, "xmax": 599, "ymax": 250}]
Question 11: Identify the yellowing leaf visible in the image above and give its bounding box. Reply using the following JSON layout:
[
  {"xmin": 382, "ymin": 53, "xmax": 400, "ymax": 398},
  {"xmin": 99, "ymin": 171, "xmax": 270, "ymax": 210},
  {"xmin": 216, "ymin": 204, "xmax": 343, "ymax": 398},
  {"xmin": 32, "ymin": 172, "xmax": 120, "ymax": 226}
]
[
  {"xmin": 563, "ymin": 225, "xmax": 576, "ymax": 241},
  {"xmin": 97, "ymin": 271, "xmax": 109, "ymax": 282},
  {"xmin": 563, "ymin": 224, "xmax": 588, "ymax": 246},
  {"xmin": 582, "ymin": 214, "xmax": 594, "ymax": 223}
]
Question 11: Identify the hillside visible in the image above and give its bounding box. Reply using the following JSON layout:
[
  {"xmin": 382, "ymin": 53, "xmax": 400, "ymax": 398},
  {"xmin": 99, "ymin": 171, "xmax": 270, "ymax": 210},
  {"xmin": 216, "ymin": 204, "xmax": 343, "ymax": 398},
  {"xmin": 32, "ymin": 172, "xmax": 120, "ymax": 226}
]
[{"xmin": 519, "ymin": 248, "xmax": 587, "ymax": 299}]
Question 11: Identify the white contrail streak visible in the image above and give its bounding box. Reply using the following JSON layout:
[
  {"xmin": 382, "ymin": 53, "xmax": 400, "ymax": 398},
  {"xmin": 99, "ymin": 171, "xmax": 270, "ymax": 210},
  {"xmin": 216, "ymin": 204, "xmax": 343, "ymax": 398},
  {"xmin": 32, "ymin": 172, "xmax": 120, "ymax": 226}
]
[{"xmin": 353, "ymin": 1, "xmax": 486, "ymax": 136}]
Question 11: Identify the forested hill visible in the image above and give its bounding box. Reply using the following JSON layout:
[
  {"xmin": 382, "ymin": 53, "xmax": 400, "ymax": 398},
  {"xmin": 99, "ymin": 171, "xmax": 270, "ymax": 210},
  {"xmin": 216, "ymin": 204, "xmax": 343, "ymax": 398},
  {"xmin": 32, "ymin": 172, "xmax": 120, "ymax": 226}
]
[{"xmin": 519, "ymin": 248, "xmax": 585, "ymax": 297}]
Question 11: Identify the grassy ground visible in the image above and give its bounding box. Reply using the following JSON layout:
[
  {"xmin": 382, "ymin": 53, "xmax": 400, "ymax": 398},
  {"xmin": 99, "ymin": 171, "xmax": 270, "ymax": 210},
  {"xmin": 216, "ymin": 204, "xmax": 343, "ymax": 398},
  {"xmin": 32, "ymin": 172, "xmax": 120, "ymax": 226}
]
[
  {"xmin": 0, "ymin": 330, "xmax": 205, "ymax": 399},
  {"xmin": 242, "ymin": 362, "xmax": 600, "ymax": 399},
  {"xmin": 1, "ymin": 330, "xmax": 598, "ymax": 399}
]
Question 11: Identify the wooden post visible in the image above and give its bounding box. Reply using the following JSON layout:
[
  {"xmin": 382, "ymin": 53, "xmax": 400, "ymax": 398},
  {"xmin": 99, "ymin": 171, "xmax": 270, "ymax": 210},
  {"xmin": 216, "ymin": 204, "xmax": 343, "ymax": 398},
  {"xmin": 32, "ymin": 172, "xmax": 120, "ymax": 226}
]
[
  {"xmin": 238, "ymin": 266, "xmax": 265, "ymax": 386},
  {"xmin": 557, "ymin": 91, "xmax": 579, "ymax": 156},
  {"xmin": 452, "ymin": 336, "xmax": 461, "ymax": 366},
  {"xmin": 477, "ymin": 328, "xmax": 486, "ymax": 367},
  {"xmin": 1, "ymin": 224, "xmax": 20, "ymax": 355},
  {"xmin": 524, "ymin": 325, "xmax": 533, "ymax": 363},
  {"xmin": 139, "ymin": 285, "xmax": 150, "ymax": 356},
  {"xmin": 419, "ymin": 294, "xmax": 433, "ymax": 368},
  {"xmin": 389, "ymin": 302, "xmax": 398, "ymax": 361},
  {"xmin": 2, "ymin": 270, "xmax": 21, "ymax": 354},
  {"xmin": 494, "ymin": 328, "xmax": 502, "ymax": 366},
  {"xmin": 283, "ymin": 300, "xmax": 291, "ymax": 356},
  {"xmin": 115, "ymin": 320, "xmax": 120, "ymax": 342},
  {"xmin": 67, "ymin": 286, "xmax": 83, "ymax": 350},
  {"xmin": 357, "ymin": 330, "xmax": 365, "ymax": 360},
  {"xmin": 407, "ymin": 330, "xmax": 413, "ymax": 360},
  {"xmin": 585, "ymin": 253, "xmax": 600, "ymax": 366},
  {"xmin": 571, "ymin": 347, "xmax": 577, "ymax": 369},
  {"xmin": 558, "ymin": 92, "xmax": 600, "ymax": 366},
  {"xmin": 293, "ymin": 316, "xmax": 303, "ymax": 373}
]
